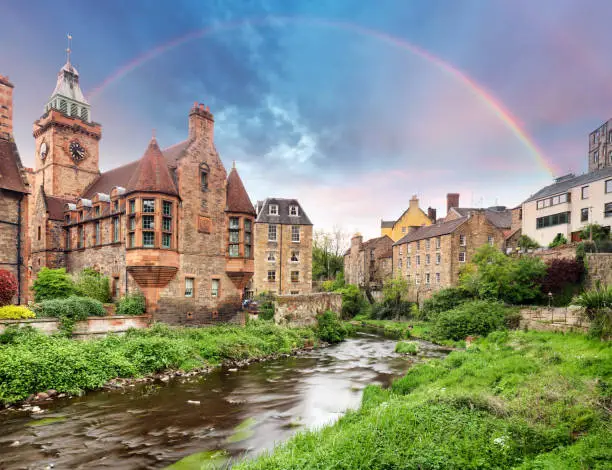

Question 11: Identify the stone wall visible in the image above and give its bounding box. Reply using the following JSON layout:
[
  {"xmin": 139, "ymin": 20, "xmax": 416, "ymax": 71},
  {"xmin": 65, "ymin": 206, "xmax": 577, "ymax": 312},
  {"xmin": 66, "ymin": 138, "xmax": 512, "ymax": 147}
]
[
  {"xmin": 585, "ymin": 253, "xmax": 612, "ymax": 287},
  {"xmin": 526, "ymin": 244, "xmax": 577, "ymax": 261},
  {"xmin": 274, "ymin": 292, "xmax": 342, "ymax": 327},
  {"xmin": 0, "ymin": 314, "xmax": 151, "ymax": 339},
  {"xmin": 0, "ymin": 189, "xmax": 28, "ymax": 303},
  {"xmin": 518, "ymin": 306, "xmax": 588, "ymax": 333}
]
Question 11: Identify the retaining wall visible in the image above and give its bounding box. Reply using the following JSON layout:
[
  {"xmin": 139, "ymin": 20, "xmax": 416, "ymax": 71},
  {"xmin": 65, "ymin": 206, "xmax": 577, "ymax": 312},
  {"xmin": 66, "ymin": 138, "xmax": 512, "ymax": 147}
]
[
  {"xmin": 518, "ymin": 306, "xmax": 588, "ymax": 333},
  {"xmin": 585, "ymin": 253, "xmax": 612, "ymax": 287},
  {"xmin": 0, "ymin": 315, "xmax": 152, "ymax": 339},
  {"xmin": 274, "ymin": 292, "xmax": 342, "ymax": 327}
]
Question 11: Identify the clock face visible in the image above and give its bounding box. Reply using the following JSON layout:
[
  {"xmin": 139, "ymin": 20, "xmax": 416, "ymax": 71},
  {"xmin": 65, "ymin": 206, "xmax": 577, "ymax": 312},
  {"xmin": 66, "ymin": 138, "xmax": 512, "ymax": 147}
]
[
  {"xmin": 69, "ymin": 141, "xmax": 86, "ymax": 163},
  {"xmin": 39, "ymin": 142, "xmax": 48, "ymax": 160}
]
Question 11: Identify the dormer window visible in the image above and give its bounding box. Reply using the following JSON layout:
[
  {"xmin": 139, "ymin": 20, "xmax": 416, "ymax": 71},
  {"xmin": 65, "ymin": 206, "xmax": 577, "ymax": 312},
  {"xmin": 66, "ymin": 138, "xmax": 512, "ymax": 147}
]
[
  {"xmin": 269, "ymin": 204, "xmax": 279, "ymax": 215},
  {"xmin": 289, "ymin": 205, "xmax": 299, "ymax": 216}
]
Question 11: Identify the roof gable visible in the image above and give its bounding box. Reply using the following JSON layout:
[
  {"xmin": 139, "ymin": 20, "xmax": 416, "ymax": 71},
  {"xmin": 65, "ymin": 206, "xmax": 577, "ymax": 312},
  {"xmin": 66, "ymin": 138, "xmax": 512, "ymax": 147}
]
[
  {"xmin": 226, "ymin": 167, "xmax": 255, "ymax": 215},
  {"xmin": 0, "ymin": 138, "xmax": 27, "ymax": 193},
  {"xmin": 126, "ymin": 138, "xmax": 178, "ymax": 196},
  {"xmin": 255, "ymin": 198, "xmax": 313, "ymax": 225}
]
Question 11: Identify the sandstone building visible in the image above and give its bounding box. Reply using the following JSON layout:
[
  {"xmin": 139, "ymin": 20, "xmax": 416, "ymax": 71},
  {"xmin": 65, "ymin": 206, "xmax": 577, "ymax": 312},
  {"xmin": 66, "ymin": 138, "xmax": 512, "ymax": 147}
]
[
  {"xmin": 393, "ymin": 199, "xmax": 512, "ymax": 302},
  {"xmin": 0, "ymin": 75, "xmax": 30, "ymax": 304},
  {"xmin": 380, "ymin": 195, "xmax": 434, "ymax": 242},
  {"xmin": 253, "ymin": 198, "xmax": 313, "ymax": 296},
  {"xmin": 588, "ymin": 118, "xmax": 612, "ymax": 172},
  {"xmin": 25, "ymin": 53, "xmax": 256, "ymax": 323},
  {"xmin": 343, "ymin": 234, "xmax": 393, "ymax": 291}
]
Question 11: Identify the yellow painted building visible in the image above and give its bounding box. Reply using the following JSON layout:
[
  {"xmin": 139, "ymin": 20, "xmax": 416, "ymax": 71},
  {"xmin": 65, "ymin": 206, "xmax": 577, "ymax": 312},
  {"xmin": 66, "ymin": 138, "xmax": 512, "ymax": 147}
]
[{"xmin": 381, "ymin": 195, "xmax": 433, "ymax": 242}]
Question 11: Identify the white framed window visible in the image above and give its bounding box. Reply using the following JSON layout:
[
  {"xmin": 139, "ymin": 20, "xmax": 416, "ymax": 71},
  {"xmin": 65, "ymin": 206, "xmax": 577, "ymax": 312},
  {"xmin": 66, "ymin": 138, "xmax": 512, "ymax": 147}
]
[
  {"xmin": 407, "ymin": 257, "xmax": 411, "ymax": 267},
  {"xmin": 459, "ymin": 235, "xmax": 466, "ymax": 246},
  {"xmin": 582, "ymin": 186, "xmax": 589, "ymax": 199},
  {"xmin": 415, "ymin": 274, "xmax": 420, "ymax": 285},
  {"xmin": 459, "ymin": 252, "xmax": 466, "ymax": 263},
  {"xmin": 143, "ymin": 199, "xmax": 155, "ymax": 213},
  {"xmin": 426, "ymin": 239, "xmax": 430, "ymax": 250},
  {"xmin": 211, "ymin": 279, "xmax": 219, "ymax": 298},
  {"xmin": 291, "ymin": 226, "xmax": 300, "ymax": 242},
  {"xmin": 435, "ymin": 272, "xmax": 440, "ymax": 284},
  {"xmin": 488, "ymin": 235, "xmax": 494, "ymax": 246},
  {"xmin": 268, "ymin": 270, "xmax": 276, "ymax": 282},
  {"xmin": 399, "ymin": 246, "xmax": 403, "ymax": 256},
  {"xmin": 425, "ymin": 273, "xmax": 430, "ymax": 285},
  {"xmin": 291, "ymin": 271, "xmax": 299, "ymax": 283},
  {"xmin": 416, "ymin": 241, "xmax": 421, "ymax": 250},
  {"xmin": 606, "ymin": 179, "xmax": 612, "ymax": 194},
  {"xmin": 268, "ymin": 224, "xmax": 277, "ymax": 241},
  {"xmin": 407, "ymin": 244, "xmax": 412, "ymax": 254},
  {"xmin": 291, "ymin": 251, "xmax": 299, "ymax": 262},
  {"xmin": 269, "ymin": 204, "xmax": 279, "ymax": 215},
  {"xmin": 425, "ymin": 254, "xmax": 430, "ymax": 265},
  {"xmin": 416, "ymin": 255, "xmax": 421, "ymax": 266},
  {"xmin": 289, "ymin": 205, "xmax": 299, "ymax": 216},
  {"xmin": 436, "ymin": 253, "xmax": 441, "ymax": 265},
  {"xmin": 267, "ymin": 251, "xmax": 276, "ymax": 262},
  {"xmin": 436, "ymin": 237, "xmax": 441, "ymax": 249},
  {"xmin": 185, "ymin": 278, "xmax": 194, "ymax": 297}
]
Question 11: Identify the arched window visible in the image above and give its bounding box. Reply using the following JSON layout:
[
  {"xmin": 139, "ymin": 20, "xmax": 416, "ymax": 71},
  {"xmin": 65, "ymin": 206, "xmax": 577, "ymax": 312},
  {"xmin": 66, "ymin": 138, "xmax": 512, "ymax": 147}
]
[{"xmin": 200, "ymin": 163, "xmax": 210, "ymax": 191}]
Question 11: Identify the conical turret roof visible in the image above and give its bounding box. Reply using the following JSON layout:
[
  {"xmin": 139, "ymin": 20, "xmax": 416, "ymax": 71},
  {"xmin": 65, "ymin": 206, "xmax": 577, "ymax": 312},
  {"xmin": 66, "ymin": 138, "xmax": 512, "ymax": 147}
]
[
  {"xmin": 226, "ymin": 164, "xmax": 255, "ymax": 215},
  {"xmin": 126, "ymin": 138, "xmax": 178, "ymax": 196}
]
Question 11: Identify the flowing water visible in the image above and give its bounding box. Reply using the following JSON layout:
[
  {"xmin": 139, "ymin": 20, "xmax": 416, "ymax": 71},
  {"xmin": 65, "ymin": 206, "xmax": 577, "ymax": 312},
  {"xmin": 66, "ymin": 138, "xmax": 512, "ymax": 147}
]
[{"xmin": 0, "ymin": 332, "xmax": 449, "ymax": 469}]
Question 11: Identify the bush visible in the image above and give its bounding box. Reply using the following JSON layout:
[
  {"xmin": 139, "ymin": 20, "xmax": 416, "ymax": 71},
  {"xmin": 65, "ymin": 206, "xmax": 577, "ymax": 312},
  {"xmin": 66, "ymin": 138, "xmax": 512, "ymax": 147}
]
[
  {"xmin": 572, "ymin": 285, "xmax": 612, "ymax": 339},
  {"xmin": 0, "ymin": 269, "xmax": 18, "ymax": 306},
  {"xmin": 32, "ymin": 267, "xmax": 75, "ymax": 302},
  {"xmin": 316, "ymin": 310, "xmax": 349, "ymax": 343},
  {"xmin": 431, "ymin": 300, "xmax": 509, "ymax": 341},
  {"xmin": 256, "ymin": 292, "xmax": 275, "ymax": 321},
  {"xmin": 576, "ymin": 239, "xmax": 612, "ymax": 260},
  {"xmin": 0, "ymin": 305, "xmax": 35, "ymax": 320},
  {"xmin": 517, "ymin": 235, "xmax": 540, "ymax": 250},
  {"xmin": 395, "ymin": 341, "xmax": 418, "ymax": 355},
  {"xmin": 579, "ymin": 224, "xmax": 610, "ymax": 242},
  {"xmin": 548, "ymin": 233, "xmax": 567, "ymax": 248},
  {"xmin": 321, "ymin": 272, "xmax": 345, "ymax": 292},
  {"xmin": 538, "ymin": 258, "xmax": 585, "ymax": 306},
  {"xmin": 338, "ymin": 284, "xmax": 364, "ymax": 319},
  {"xmin": 74, "ymin": 268, "xmax": 111, "ymax": 303},
  {"xmin": 116, "ymin": 293, "xmax": 146, "ymax": 316},
  {"xmin": 420, "ymin": 287, "xmax": 472, "ymax": 320},
  {"xmin": 371, "ymin": 299, "xmax": 414, "ymax": 320},
  {"xmin": 34, "ymin": 296, "xmax": 105, "ymax": 335}
]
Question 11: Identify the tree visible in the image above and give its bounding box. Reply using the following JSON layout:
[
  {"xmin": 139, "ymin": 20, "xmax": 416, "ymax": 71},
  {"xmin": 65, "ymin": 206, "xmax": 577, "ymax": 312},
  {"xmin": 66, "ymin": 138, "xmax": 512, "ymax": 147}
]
[
  {"xmin": 580, "ymin": 224, "xmax": 610, "ymax": 242},
  {"xmin": 548, "ymin": 233, "xmax": 567, "ymax": 248},
  {"xmin": 32, "ymin": 267, "xmax": 76, "ymax": 302},
  {"xmin": 312, "ymin": 227, "xmax": 348, "ymax": 280},
  {"xmin": 0, "ymin": 269, "xmax": 18, "ymax": 306},
  {"xmin": 517, "ymin": 235, "xmax": 539, "ymax": 250}
]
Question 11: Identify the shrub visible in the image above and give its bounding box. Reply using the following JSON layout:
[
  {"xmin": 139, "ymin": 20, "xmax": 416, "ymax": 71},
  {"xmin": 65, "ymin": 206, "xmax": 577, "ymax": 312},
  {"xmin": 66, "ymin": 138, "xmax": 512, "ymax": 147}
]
[
  {"xmin": 316, "ymin": 310, "xmax": 349, "ymax": 343},
  {"xmin": 420, "ymin": 287, "xmax": 472, "ymax": 320},
  {"xmin": 548, "ymin": 233, "xmax": 567, "ymax": 248},
  {"xmin": 0, "ymin": 305, "xmax": 35, "ymax": 320},
  {"xmin": 0, "ymin": 269, "xmax": 18, "ymax": 306},
  {"xmin": 321, "ymin": 272, "xmax": 345, "ymax": 292},
  {"xmin": 572, "ymin": 285, "xmax": 612, "ymax": 339},
  {"xmin": 256, "ymin": 291, "xmax": 275, "ymax": 321},
  {"xmin": 371, "ymin": 299, "xmax": 414, "ymax": 320},
  {"xmin": 431, "ymin": 300, "xmax": 509, "ymax": 341},
  {"xmin": 395, "ymin": 341, "xmax": 418, "ymax": 355},
  {"xmin": 538, "ymin": 258, "xmax": 585, "ymax": 306},
  {"xmin": 576, "ymin": 239, "xmax": 612, "ymax": 260},
  {"xmin": 34, "ymin": 296, "xmax": 105, "ymax": 335},
  {"xmin": 579, "ymin": 224, "xmax": 610, "ymax": 242},
  {"xmin": 517, "ymin": 235, "xmax": 540, "ymax": 250},
  {"xmin": 116, "ymin": 293, "xmax": 146, "ymax": 316},
  {"xmin": 32, "ymin": 267, "xmax": 75, "ymax": 302},
  {"xmin": 74, "ymin": 268, "xmax": 111, "ymax": 303},
  {"xmin": 338, "ymin": 284, "xmax": 364, "ymax": 319},
  {"xmin": 383, "ymin": 323, "xmax": 411, "ymax": 339}
]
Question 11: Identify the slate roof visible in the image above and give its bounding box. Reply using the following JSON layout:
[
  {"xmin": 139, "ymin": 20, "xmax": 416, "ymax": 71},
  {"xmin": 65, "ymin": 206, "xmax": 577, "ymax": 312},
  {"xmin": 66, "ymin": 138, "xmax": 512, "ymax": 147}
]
[
  {"xmin": 523, "ymin": 167, "xmax": 612, "ymax": 203},
  {"xmin": 380, "ymin": 220, "xmax": 395, "ymax": 228},
  {"xmin": 255, "ymin": 198, "xmax": 313, "ymax": 225},
  {"xmin": 45, "ymin": 194, "xmax": 75, "ymax": 221},
  {"xmin": 226, "ymin": 167, "xmax": 256, "ymax": 215},
  {"xmin": 393, "ymin": 217, "xmax": 468, "ymax": 246},
  {"xmin": 126, "ymin": 138, "xmax": 178, "ymax": 196},
  {"xmin": 0, "ymin": 138, "xmax": 27, "ymax": 193},
  {"xmin": 450, "ymin": 207, "xmax": 512, "ymax": 229},
  {"xmin": 82, "ymin": 140, "xmax": 189, "ymax": 198}
]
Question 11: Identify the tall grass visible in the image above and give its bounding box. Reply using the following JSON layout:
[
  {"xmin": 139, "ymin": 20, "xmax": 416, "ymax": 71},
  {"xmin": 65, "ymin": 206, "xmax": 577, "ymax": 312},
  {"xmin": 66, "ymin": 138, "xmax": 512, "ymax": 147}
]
[{"xmin": 236, "ymin": 331, "xmax": 612, "ymax": 469}]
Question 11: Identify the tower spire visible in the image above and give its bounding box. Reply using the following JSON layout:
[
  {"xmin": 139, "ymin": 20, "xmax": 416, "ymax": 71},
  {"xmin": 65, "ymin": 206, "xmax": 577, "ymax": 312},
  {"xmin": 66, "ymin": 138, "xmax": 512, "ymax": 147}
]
[{"xmin": 66, "ymin": 34, "xmax": 72, "ymax": 67}]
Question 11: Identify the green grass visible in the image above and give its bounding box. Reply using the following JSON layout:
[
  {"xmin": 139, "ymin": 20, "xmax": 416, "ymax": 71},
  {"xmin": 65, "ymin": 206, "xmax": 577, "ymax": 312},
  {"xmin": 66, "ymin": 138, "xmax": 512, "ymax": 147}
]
[
  {"xmin": 352, "ymin": 318, "xmax": 464, "ymax": 348},
  {"xmin": 0, "ymin": 321, "xmax": 318, "ymax": 405},
  {"xmin": 395, "ymin": 341, "xmax": 418, "ymax": 355},
  {"xmin": 235, "ymin": 331, "xmax": 612, "ymax": 469}
]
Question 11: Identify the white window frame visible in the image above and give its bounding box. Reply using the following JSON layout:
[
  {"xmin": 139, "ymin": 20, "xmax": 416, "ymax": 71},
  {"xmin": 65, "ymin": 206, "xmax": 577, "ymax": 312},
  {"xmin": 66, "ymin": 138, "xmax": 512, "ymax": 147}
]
[
  {"xmin": 269, "ymin": 204, "xmax": 279, "ymax": 215},
  {"xmin": 488, "ymin": 235, "xmax": 494, "ymax": 246},
  {"xmin": 267, "ymin": 270, "xmax": 276, "ymax": 282},
  {"xmin": 459, "ymin": 235, "xmax": 466, "ymax": 246},
  {"xmin": 289, "ymin": 205, "xmax": 299, "ymax": 216},
  {"xmin": 211, "ymin": 279, "xmax": 219, "ymax": 298},
  {"xmin": 267, "ymin": 251, "xmax": 276, "ymax": 262},
  {"xmin": 459, "ymin": 252, "xmax": 466, "ymax": 263},
  {"xmin": 291, "ymin": 226, "xmax": 300, "ymax": 243},
  {"xmin": 268, "ymin": 224, "xmax": 277, "ymax": 242},
  {"xmin": 290, "ymin": 251, "xmax": 299, "ymax": 262},
  {"xmin": 425, "ymin": 273, "xmax": 430, "ymax": 285},
  {"xmin": 435, "ymin": 272, "xmax": 440, "ymax": 284},
  {"xmin": 185, "ymin": 278, "xmax": 194, "ymax": 297}
]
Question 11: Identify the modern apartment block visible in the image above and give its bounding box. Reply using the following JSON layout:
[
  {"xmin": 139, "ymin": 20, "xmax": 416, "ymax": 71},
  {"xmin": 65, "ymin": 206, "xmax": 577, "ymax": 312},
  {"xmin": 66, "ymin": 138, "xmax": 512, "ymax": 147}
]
[{"xmin": 253, "ymin": 198, "xmax": 313, "ymax": 296}]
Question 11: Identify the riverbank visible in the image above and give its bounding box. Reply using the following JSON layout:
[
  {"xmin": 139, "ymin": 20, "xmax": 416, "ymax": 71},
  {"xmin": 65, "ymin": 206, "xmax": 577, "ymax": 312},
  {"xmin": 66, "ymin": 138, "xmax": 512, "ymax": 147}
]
[
  {"xmin": 236, "ymin": 330, "xmax": 612, "ymax": 469},
  {"xmin": 0, "ymin": 321, "xmax": 322, "ymax": 407}
]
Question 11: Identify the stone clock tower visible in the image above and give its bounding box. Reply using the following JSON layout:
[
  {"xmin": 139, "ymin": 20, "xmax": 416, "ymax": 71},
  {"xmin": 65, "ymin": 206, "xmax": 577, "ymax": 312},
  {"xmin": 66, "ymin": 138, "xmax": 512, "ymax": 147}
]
[{"xmin": 32, "ymin": 43, "xmax": 101, "ymax": 198}]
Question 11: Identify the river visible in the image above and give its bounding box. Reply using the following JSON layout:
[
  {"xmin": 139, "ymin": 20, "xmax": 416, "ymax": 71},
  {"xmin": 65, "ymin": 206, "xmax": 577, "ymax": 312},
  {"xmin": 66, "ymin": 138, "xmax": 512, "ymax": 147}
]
[{"xmin": 0, "ymin": 332, "xmax": 449, "ymax": 469}]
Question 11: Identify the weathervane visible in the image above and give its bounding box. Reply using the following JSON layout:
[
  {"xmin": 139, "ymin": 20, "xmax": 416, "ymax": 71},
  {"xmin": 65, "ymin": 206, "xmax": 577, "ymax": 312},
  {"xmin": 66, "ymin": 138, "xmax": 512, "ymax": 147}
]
[{"xmin": 66, "ymin": 33, "xmax": 72, "ymax": 66}]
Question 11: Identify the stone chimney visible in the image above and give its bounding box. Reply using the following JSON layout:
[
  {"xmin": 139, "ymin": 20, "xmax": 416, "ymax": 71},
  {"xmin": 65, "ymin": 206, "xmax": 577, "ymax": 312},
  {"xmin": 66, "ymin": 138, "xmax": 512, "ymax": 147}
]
[
  {"xmin": 188, "ymin": 102, "xmax": 214, "ymax": 144},
  {"xmin": 351, "ymin": 233, "xmax": 363, "ymax": 251},
  {"xmin": 409, "ymin": 194, "xmax": 419, "ymax": 209},
  {"xmin": 0, "ymin": 74, "xmax": 14, "ymax": 140},
  {"xmin": 427, "ymin": 207, "xmax": 437, "ymax": 222},
  {"xmin": 447, "ymin": 193, "xmax": 460, "ymax": 214}
]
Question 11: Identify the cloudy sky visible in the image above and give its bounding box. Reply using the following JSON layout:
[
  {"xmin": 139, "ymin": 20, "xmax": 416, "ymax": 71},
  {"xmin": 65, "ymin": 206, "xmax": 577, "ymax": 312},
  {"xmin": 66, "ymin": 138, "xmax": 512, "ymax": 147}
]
[{"xmin": 2, "ymin": 0, "xmax": 610, "ymax": 239}]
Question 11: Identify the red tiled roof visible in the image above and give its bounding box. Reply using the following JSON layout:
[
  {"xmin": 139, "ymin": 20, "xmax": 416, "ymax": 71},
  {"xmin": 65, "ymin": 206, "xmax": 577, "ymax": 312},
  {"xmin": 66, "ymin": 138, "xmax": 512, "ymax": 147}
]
[
  {"xmin": 0, "ymin": 138, "xmax": 27, "ymax": 193},
  {"xmin": 45, "ymin": 194, "xmax": 75, "ymax": 221},
  {"xmin": 82, "ymin": 141, "xmax": 189, "ymax": 198},
  {"xmin": 226, "ymin": 167, "xmax": 255, "ymax": 215},
  {"xmin": 126, "ymin": 138, "xmax": 178, "ymax": 196}
]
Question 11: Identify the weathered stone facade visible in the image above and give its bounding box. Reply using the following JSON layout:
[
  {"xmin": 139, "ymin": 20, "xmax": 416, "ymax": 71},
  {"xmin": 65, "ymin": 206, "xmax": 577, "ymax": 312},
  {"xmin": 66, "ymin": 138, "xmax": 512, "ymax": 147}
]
[
  {"xmin": 585, "ymin": 253, "xmax": 612, "ymax": 288},
  {"xmin": 343, "ymin": 234, "xmax": 393, "ymax": 290},
  {"xmin": 393, "ymin": 210, "xmax": 509, "ymax": 302},
  {"xmin": 274, "ymin": 292, "xmax": 341, "ymax": 327},
  {"xmin": 0, "ymin": 75, "xmax": 30, "ymax": 304}
]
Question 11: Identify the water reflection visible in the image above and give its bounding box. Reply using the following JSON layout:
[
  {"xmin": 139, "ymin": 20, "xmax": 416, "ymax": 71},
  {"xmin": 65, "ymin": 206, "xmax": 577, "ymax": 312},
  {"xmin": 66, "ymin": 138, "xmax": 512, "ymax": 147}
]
[{"xmin": 0, "ymin": 332, "xmax": 448, "ymax": 469}]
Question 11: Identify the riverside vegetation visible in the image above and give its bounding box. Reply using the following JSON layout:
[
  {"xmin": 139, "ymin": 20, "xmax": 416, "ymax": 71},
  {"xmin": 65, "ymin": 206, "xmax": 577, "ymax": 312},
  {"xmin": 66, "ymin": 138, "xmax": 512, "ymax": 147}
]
[
  {"xmin": 0, "ymin": 312, "xmax": 350, "ymax": 406},
  {"xmin": 237, "ymin": 330, "xmax": 611, "ymax": 469}
]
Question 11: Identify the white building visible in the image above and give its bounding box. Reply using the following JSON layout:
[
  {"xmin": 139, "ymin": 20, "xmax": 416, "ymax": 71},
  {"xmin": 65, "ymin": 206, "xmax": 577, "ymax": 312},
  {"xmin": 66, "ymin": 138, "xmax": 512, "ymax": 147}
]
[{"xmin": 522, "ymin": 167, "xmax": 612, "ymax": 246}]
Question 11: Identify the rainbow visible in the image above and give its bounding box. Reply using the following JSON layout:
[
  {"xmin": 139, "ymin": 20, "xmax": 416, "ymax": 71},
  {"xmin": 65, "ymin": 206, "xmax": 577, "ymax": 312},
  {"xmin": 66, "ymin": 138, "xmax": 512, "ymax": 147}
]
[{"xmin": 87, "ymin": 16, "xmax": 556, "ymax": 176}]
